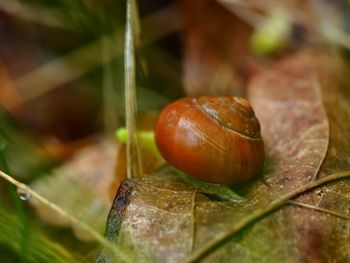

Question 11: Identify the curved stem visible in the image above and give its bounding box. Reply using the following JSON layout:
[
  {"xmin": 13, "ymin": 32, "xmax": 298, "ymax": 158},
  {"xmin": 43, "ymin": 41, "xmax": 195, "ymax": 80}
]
[{"xmin": 185, "ymin": 171, "xmax": 350, "ymax": 263}]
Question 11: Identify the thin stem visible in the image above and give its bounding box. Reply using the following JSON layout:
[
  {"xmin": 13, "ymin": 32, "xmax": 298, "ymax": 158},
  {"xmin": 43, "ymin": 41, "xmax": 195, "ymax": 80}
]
[
  {"xmin": 0, "ymin": 169, "xmax": 132, "ymax": 263},
  {"xmin": 289, "ymin": 200, "xmax": 350, "ymax": 221},
  {"xmin": 0, "ymin": 0, "xmax": 66, "ymax": 28},
  {"xmin": 185, "ymin": 171, "xmax": 350, "ymax": 263},
  {"xmin": 0, "ymin": 139, "xmax": 28, "ymax": 263},
  {"xmin": 124, "ymin": 0, "xmax": 143, "ymax": 179},
  {"xmin": 125, "ymin": 0, "xmax": 134, "ymax": 179},
  {"xmin": 15, "ymin": 4, "xmax": 181, "ymax": 103}
]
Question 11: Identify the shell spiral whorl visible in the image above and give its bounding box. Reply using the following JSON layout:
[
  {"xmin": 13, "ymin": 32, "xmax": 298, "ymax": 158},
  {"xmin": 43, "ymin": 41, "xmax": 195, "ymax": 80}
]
[{"xmin": 155, "ymin": 96, "xmax": 265, "ymax": 184}]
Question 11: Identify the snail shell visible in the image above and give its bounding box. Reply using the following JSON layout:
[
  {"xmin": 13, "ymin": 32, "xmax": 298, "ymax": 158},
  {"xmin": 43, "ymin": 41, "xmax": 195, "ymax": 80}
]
[{"xmin": 155, "ymin": 96, "xmax": 265, "ymax": 184}]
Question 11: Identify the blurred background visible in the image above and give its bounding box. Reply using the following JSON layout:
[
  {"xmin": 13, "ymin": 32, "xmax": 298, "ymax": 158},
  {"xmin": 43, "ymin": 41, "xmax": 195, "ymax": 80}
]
[{"xmin": 0, "ymin": 0, "xmax": 349, "ymax": 262}]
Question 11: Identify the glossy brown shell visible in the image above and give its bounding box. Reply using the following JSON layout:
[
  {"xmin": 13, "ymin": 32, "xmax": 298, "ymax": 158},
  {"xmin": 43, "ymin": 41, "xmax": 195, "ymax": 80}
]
[{"xmin": 155, "ymin": 96, "xmax": 265, "ymax": 184}]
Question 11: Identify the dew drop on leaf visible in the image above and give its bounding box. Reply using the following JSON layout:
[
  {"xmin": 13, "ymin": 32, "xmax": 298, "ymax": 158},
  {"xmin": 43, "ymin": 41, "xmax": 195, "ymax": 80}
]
[{"xmin": 17, "ymin": 187, "xmax": 31, "ymax": 201}]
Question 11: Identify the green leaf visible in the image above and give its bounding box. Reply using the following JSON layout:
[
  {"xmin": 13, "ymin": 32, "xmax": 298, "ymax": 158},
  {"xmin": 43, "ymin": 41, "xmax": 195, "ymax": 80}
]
[
  {"xmin": 0, "ymin": 206, "xmax": 77, "ymax": 263},
  {"xmin": 170, "ymin": 168, "xmax": 244, "ymax": 203}
]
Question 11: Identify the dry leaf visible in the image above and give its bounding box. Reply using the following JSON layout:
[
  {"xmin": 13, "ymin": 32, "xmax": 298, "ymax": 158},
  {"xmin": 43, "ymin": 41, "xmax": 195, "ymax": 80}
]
[{"xmin": 100, "ymin": 51, "xmax": 350, "ymax": 262}]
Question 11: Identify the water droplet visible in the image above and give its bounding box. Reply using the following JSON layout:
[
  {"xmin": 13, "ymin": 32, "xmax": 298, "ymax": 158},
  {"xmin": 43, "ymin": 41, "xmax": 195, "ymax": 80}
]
[{"xmin": 17, "ymin": 187, "xmax": 31, "ymax": 201}]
